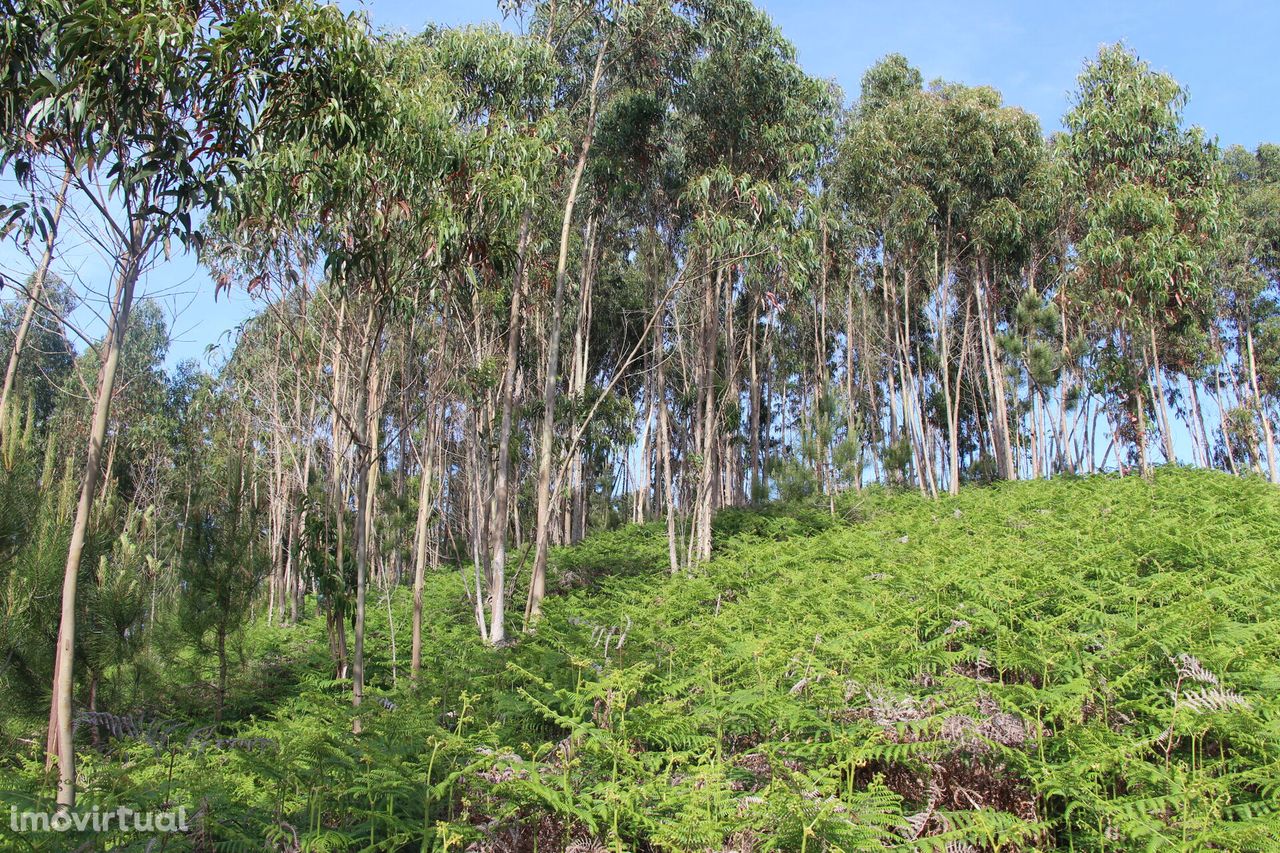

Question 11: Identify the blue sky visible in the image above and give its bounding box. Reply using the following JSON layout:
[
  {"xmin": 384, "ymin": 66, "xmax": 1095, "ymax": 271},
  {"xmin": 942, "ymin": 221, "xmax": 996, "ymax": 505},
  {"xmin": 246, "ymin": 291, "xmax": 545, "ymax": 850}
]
[
  {"xmin": 341, "ymin": 0, "xmax": 1276, "ymax": 145},
  {"xmin": 7, "ymin": 0, "xmax": 1275, "ymax": 368}
]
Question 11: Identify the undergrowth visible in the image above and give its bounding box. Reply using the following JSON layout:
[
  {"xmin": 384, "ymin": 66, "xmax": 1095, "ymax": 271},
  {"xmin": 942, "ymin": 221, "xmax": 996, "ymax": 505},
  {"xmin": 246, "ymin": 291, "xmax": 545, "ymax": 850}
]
[{"xmin": 2, "ymin": 467, "xmax": 1279, "ymax": 851}]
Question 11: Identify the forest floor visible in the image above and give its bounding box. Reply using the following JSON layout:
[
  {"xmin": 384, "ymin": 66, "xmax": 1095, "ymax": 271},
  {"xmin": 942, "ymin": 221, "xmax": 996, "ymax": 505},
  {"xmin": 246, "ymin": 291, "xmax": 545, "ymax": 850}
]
[{"xmin": 3, "ymin": 467, "xmax": 1280, "ymax": 851}]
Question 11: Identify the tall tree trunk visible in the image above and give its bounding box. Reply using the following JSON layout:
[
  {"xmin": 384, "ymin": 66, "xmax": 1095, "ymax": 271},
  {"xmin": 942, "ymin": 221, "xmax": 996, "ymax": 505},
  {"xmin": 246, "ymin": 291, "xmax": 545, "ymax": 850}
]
[
  {"xmin": 528, "ymin": 37, "xmax": 609, "ymax": 624},
  {"xmin": 695, "ymin": 264, "xmax": 721, "ymax": 562},
  {"xmin": 47, "ymin": 221, "xmax": 144, "ymax": 809},
  {"xmin": 1186, "ymin": 376, "xmax": 1211, "ymax": 469},
  {"xmin": 351, "ymin": 305, "xmax": 383, "ymax": 732},
  {"xmin": 1149, "ymin": 328, "xmax": 1176, "ymax": 464},
  {"xmin": 975, "ymin": 261, "xmax": 1014, "ymax": 479},
  {"xmin": 656, "ymin": 350, "xmax": 679, "ymax": 574},
  {"xmin": 749, "ymin": 296, "xmax": 762, "ymax": 502},
  {"xmin": 1125, "ymin": 331, "xmax": 1150, "ymax": 476},
  {"xmin": 1211, "ymin": 362, "xmax": 1239, "ymax": 475},
  {"xmin": 351, "ymin": 436, "xmax": 370, "ymax": 733},
  {"xmin": 947, "ymin": 295, "xmax": 972, "ymax": 494},
  {"xmin": 409, "ymin": 402, "xmax": 441, "ymax": 680},
  {"xmin": 634, "ymin": 358, "xmax": 655, "ymax": 523},
  {"xmin": 488, "ymin": 224, "xmax": 527, "ymax": 643},
  {"xmin": 567, "ymin": 225, "xmax": 596, "ymax": 542},
  {"xmin": 1245, "ymin": 322, "xmax": 1279, "ymax": 482},
  {"xmin": 466, "ymin": 409, "xmax": 490, "ymax": 642},
  {"xmin": 725, "ymin": 264, "xmax": 742, "ymax": 507},
  {"xmin": 936, "ymin": 251, "xmax": 964, "ymax": 496}
]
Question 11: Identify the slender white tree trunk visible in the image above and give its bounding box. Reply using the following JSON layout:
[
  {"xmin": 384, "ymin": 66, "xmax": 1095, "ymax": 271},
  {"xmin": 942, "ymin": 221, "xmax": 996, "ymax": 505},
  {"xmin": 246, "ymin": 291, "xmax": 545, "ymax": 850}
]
[
  {"xmin": 1245, "ymin": 323, "xmax": 1279, "ymax": 482},
  {"xmin": 528, "ymin": 37, "xmax": 609, "ymax": 624},
  {"xmin": 48, "ymin": 220, "xmax": 144, "ymax": 809}
]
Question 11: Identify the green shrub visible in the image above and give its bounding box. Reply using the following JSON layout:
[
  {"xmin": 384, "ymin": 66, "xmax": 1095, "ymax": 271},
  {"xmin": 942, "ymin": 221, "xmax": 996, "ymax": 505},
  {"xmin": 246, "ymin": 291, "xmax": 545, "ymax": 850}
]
[{"xmin": 3, "ymin": 469, "xmax": 1278, "ymax": 851}]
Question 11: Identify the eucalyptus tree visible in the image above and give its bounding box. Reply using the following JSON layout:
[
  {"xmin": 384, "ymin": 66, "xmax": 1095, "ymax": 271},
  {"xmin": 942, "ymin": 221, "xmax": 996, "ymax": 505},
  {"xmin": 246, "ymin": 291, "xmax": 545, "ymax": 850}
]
[
  {"xmin": 0, "ymin": 0, "xmax": 382, "ymax": 808},
  {"xmin": 667, "ymin": 0, "xmax": 837, "ymax": 559},
  {"xmin": 202, "ymin": 301, "xmax": 316, "ymax": 630},
  {"xmin": 217, "ymin": 32, "xmax": 435, "ymax": 714},
  {"xmin": 837, "ymin": 57, "xmax": 1047, "ymax": 492},
  {"xmin": 361, "ymin": 26, "xmax": 553, "ymax": 651},
  {"xmin": 969, "ymin": 133, "xmax": 1069, "ymax": 479},
  {"xmin": 426, "ymin": 25, "xmax": 555, "ymax": 645},
  {"xmin": 834, "ymin": 56, "xmax": 928, "ymax": 489},
  {"xmin": 0, "ymin": 270, "xmax": 74, "ymax": 431},
  {"xmin": 1220, "ymin": 143, "xmax": 1280, "ymax": 480},
  {"xmin": 520, "ymin": 0, "xmax": 692, "ymax": 614},
  {"xmin": 1062, "ymin": 44, "xmax": 1226, "ymax": 475},
  {"xmin": 568, "ymin": 1, "xmax": 692, "ymax": 569},
  {"xmin": 524, "ymin": 0, "xmax": 618, "ymax": 623},
  {"xmin": 1250, "ymin": 303, "xmax": 1280, "ymax": 454},
  {"xmin": 0, "ymin": 0, "xmax": 50, "ymax": 234},
  {"xmin": 218, "ymin": 25, "xmax": 551, "ymax": 666},
  {"xmin": 0, "ymin": 168, "xmax": 70, "ymax": 444}
]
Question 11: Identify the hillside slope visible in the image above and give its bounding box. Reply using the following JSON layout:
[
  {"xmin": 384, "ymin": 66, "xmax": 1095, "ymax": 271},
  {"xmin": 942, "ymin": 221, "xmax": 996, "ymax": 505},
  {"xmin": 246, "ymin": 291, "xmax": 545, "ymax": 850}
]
[
  {"xmin": 4, "ymin": 468, "xmax": 1279, "ymax": 851},
  {"xmin": 509, "ymin": 468, "xmax": 1280, "ymax": 851}
]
